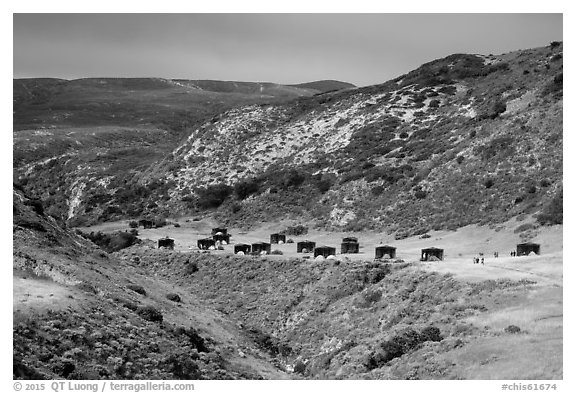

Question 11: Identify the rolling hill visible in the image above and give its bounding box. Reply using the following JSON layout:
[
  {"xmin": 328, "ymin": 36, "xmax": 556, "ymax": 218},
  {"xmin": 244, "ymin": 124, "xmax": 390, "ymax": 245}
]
[
  {"xmin": 13, "ymin": 44, "xmax": 562, "ymax": 238},
  {"xmin": 13, "ymin": 77, "xmax": 353, "ymax": 131},
  {"xmin": 13, "ymin": 77, "xmax": 354, "ymax": 224}
]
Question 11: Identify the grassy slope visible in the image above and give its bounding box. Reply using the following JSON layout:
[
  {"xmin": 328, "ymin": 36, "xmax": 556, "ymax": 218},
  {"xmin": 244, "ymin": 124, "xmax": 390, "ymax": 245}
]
[
  {"xmin": 13, "ymin": 188, "xmax": 289, "ymax": 380},
  {"xmin": 123, "ymin": 248, "xmax": 561, "ymax": 379},
  {"xmin": 150, "ymin": 44, "xmax": 562, "ymax": 236},
  {"xmin": 13, "ymin": 77, "xmax": 331, "ymax": 130},
  {"xmin": 13, "ymin": 77, "xmax": 352, "ymax": 224},
  {"xmin": 105, "ymin": 216, "xmax": 562, "ymax": 379}
]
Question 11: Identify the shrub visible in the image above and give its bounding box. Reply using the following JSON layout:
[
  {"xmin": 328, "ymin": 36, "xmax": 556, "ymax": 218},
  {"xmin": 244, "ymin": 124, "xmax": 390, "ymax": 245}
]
[
  {"xmin": 477, "ymin": 135, "xmax": 515, "ymax": 161},
  {"xmin": 504, "ymin": 325, "xmax": 521, "ymax": 334},
  {"xmin": 491, "ymin": 101, "xmax": 507, "ymax": 119},
  {"xmin": 128, "ymin": 221, "xmax": 138, "ymax": 228},
  {"xmin": 514, "ymin": 223, "xmax": 536, "ymax": 233},
  {"xmin": 541, "ymin": 73, "xmax": 563, "ymax": 96},
  {"xmin": 554, "ymin": 73, "xmax": 563, "ymax": 85},
  {"xmin": 270, "ymin": 250, "xmax": 283, "ymax": 255},
  {"xmin": 77, "ymin": 230, "xmax": 140, "ymax": 252},
  {"xmin": 456, "ymin": 155, "xmax": 465, "ymax": 164},
  {"xmin": 293, "ymin": 360, "xmax": 306, "ymax": 375},
  {"xmin": 184, "ymin": 261, "xmax": 199, "ymax": 275},
  {"xmin": 127, "ymin": 284, "xmax": 147, "ymax": 296},
  {"xmin": 315, "ymin": 178, "xmax": 333, "ymax": 193},
  {"xmin": 280, "ymin": 225, "xmax": 308, "ymax": 236},
  {"xmin": 247, "ymin": 326, "xmax": 288, "ymax": 356},
  {"xmin": 76, "ymin": 282, "xmax": 98, "ymax": 294},
  {"xmin": 172, "ymin": 326, "xmax": 208, "ymax": 352},
  {"xmin": 551, "ymin": 54, "xmax": 562, "ymax": 62},
  {"xmin": 356, "ymin": 289, "xmax": 382, "ymax": 308},
  {"xmin": 108, "ymin": 232, "xmax": 140, "ymax": 252},
  {"xmin": 414, "ymin": 189, "xmax": 427, "ymax": 199},
  {"xmin": 540, "ymin": 179, "xmax": 551, "ymax": 188},
  {"xmin": 24, "ymin": 198, "xmax": 44, "ymax": 216},
  {"xmin": 399, "ymin": 131, "xmax": 409, "ymax": 139},
  {"xmin": 173, "ymin": 223, "xmax": 181, "ymax": 228},
  {"xmin": 234, "ymin": 178, "xmax": 260, "ymax": 199},
  {"xmin": 395, "ymin": 231, "xmax": 411, "ymax": 240},
  {"xmin": 469, "ymin": 130, "xmax": 477, "ymax": 138},
  {"xmin": 166, "ymin": 293, "xmax": 181, "ymax": 302},
  {"xmin": 154, "ymin": 217, "xmax": 167, "ymax": 228},
  {"xmin": 549, "ymin": 41, "xmax": 561, "ymax": 49},
  {"xmin": 484, "ymin": 178, "xmax": 494, "ymax": 189},
  {"xmin": 419, "ymin": 326, "xmax": 442, "ymax": 342},
  {"xmin": 380, "ymin": 328, "xmax": 422, "ymax": 363},
  {"xmin": 197, "ymin": 183, "xmax": 232, "ymax": 209},
  {"xmin": 371, "ymin": 185, "xmax": 385, "ymax": 196},
  {"xmin": 281, "ymin": 169, "xmax": 306, "ymax": 188},
  {"xmin": 367, "ymin": 325, "xmax": 444, "ymax": 369},
  {"xmin": 136, "ymin": 305, "xmax": 163, "ymax": 322},
  {"xmin": 163, "ymin": 352, "xmax": 201, "ymax": 379},
  {"xmin": 536, "ymin": 189, "xmax": 562, "ymax": 225}
]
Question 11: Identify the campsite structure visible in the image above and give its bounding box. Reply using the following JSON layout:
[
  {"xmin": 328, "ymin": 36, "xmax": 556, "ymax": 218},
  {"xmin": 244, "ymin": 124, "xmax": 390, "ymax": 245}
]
[
  {"xmin": 421, "ymin": 247, "xmax": 444, "ymax": 261},
  {"xmin": 375, "ymin": 245, "xmax": 397, "ymax": 259}
]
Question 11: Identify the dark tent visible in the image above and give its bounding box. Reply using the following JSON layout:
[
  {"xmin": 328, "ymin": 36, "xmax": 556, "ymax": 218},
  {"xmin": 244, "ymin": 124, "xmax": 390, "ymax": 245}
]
[
  {"xmin": 375, "ymin": 245, "xmax": 397, "ymax": 259},
  {"xmin": 252, "ymin": 242, "xmax": 271, "ymax": 254},
  {"xmin": 212, "ymin": 233, "xmax": 231, "ymax": 243},
  {"xmin": 270, "ymin": 233, "xmax": 287, "ymax": 244},
  {"xmin": 234, "ymin": 243, "xmax": 251, "ymax": 254},
  {"xmin": 197, "ymin": 238, "xmax": 216, "ymax": 250},
  {"xmin": 297, "ymin": 240, "xmax": 316, "ymax": 253},
  {"xmin": 314, "ymin": 246, "xmax": 336, "ymax": 258},
  {"xmin": 158, "ymin": 237, "xmax": 175, "ymax": 250},
  {"xmin": 341, "ymin": 241, "xmax": 359, "ymax": 254},
  {"xmin": 516, "ymin": 242, "xmax": 540, "ymax": 256},
  {"xmin": 421, "ymin": 247, "xmax": 444, "ymax": 261}
]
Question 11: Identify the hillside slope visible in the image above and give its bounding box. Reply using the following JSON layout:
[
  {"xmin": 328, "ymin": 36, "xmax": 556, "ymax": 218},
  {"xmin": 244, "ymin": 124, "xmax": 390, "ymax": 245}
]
[
  {"xmin": 13, "ymin": 186, "xmax": 289, "ymax": 379},
  {"xmin": 149, "ymin": 43, "xmax": 562, "ymax": 235},
  {"xmin": 116, "ymin": 246, "xmax": 561, "ymax": 379},
  {"xmin": 13, "ymin": 77, "xmax": 353, "ymax": 224}
]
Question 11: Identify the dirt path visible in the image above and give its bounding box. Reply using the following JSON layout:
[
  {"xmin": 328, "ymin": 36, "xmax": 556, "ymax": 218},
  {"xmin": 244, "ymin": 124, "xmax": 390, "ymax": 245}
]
[{"xmin": 418, "ymin": 253, "xmax": 562, "ymax": 286}]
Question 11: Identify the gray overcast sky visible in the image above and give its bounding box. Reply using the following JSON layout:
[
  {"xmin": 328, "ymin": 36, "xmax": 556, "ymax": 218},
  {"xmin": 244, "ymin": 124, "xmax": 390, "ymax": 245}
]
[{"xmin": 13, "ymin": 14, "xmax": 562, "ymax": 87}]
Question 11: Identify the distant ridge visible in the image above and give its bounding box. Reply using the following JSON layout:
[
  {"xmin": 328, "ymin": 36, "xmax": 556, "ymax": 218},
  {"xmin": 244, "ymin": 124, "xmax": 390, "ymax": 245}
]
[
  {"xmin": 13, "ymin": 77, "xmax": 356, "ymax": 131},
  {"xmin": 289, "ymin": 80, "xmax": 356, "ymax": 93}
]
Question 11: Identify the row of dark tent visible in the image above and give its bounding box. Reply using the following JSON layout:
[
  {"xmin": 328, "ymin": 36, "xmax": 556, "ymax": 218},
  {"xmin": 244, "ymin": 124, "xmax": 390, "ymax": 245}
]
[{"xmin": 190, "ymin": 228, "xmax": 542, "ymax": 260}]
